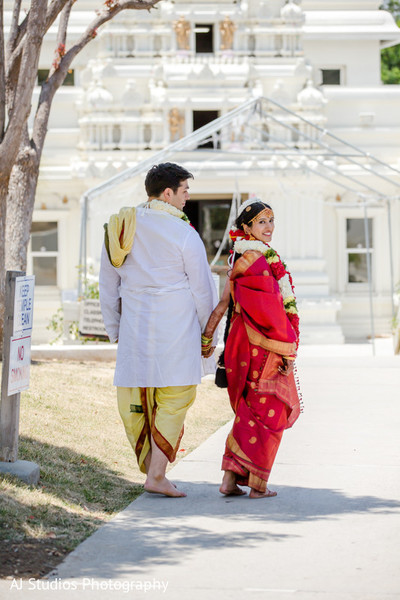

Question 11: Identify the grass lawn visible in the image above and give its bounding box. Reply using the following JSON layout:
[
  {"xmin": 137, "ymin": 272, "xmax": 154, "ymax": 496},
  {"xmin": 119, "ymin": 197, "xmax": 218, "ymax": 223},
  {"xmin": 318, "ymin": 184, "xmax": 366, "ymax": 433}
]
[{"xmin": 0, "ymin": 360, "xmax": 232, "ymax": 579}]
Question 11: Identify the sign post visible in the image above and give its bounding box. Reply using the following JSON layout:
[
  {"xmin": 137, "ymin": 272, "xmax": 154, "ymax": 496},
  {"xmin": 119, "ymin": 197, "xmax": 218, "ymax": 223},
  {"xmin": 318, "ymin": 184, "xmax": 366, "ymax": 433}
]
[
  {"xmin": 79, "ymin": 299, "xmax": 107, "ymax": 337},
  {"xmin": 0, "ymin": 271, "xmax": 39, "ymax": 484},
  {"xmin": 8, "ymin": 274, "xmax": 35, "ymax": 397}
]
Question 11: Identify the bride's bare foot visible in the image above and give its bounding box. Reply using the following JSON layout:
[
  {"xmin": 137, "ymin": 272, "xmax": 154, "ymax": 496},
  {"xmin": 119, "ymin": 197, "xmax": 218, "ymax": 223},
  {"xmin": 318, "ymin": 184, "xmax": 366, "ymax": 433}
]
[
  {"xmin": 219, "ymin": 484, "xmax": 246, "ymax": 496},
  {"xmin": 220, "ymin": 469, "xmax": 246, "ymax": 496},
  {"xmin": 249, "ymin": 488, "xmax": 277, "ymax": 499},
  {"xmin": 144, "ymin": 476, "xmax": 186, "ymax": 497}
]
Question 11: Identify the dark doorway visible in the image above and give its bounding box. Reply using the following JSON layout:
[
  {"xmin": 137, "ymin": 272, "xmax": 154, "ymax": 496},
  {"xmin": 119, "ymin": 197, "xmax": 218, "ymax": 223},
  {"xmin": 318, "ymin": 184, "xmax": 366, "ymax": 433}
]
[
  {"xmin": 195, "ymin": 24, "xmax": 214, "ymax": 53},
  {"xmin": 193, "ymin": 110, "xmax": 220, "ymax": 148},
  {"xmin": 184, "ymin": 202, "xmax": 200, "ymax": 231},
  {"xmin": 185, "ymin": 198, "xmax": 231, "ymax": 261}
]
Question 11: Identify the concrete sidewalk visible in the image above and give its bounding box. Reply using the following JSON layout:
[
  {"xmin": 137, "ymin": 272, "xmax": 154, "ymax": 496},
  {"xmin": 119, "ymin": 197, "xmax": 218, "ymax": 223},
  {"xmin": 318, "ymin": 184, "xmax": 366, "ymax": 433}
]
[{"xmin": 2, "ymin": 346, "xmax": 400, "ymax": 600}]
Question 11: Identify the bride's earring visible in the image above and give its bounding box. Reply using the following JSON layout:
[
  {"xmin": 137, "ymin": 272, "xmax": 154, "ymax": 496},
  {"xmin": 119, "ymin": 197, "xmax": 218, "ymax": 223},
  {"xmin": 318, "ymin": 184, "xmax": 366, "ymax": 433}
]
[{"xmin": 245, "ymin": 228, "xmax": 255, "ymax": 240}]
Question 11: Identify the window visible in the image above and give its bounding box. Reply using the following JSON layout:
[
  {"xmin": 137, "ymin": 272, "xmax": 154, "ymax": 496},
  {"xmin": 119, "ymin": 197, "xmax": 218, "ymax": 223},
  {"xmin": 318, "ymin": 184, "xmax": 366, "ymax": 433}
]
[
  {"xmin": 291, "ymin": 123, "xmax": 299, "ymax": 143},
  {"xmin": 321, "ymin": 69, "xmax": 341, "ymax": 85},
  {"xmin": 193, "ymin": 110, "xmax": 220, "ymax": 148},
  {"xmin": 346, "ymin": 218, "xmax": 373, "ymax": 284},
  {"xmin": 195, "ymin": 24, "xmax": 214, "ymax": 53},
  {"xmin": 30, "ymin": 222, "xmax": 58, "ymax": 285},
  {"xmin": 37, "ymin": 69, "xmax": 75, "ymax": 86}
]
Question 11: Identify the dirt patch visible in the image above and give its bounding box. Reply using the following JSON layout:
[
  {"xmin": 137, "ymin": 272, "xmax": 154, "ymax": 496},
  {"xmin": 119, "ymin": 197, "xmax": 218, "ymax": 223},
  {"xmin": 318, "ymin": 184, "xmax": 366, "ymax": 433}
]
[{"xmin": 0, "ymin": 539, "xmax": 69, "ymax": 579}]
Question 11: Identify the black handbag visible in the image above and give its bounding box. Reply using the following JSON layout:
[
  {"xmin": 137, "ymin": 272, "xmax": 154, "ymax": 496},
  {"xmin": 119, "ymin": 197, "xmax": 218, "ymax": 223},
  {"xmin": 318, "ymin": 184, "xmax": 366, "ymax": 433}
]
[
  {"xmin": 215, "ymin": 352, "xmax": 228, "ymax": 388},
  {"xmin": 215, "ymin": 366, "xmax": 228, "ymax": 388}
]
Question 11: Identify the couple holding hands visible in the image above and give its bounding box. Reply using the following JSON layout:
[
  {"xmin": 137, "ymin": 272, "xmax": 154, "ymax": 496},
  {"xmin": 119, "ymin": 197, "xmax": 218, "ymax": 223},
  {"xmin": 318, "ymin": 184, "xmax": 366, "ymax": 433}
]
[{"xmin": 100, "ymin": 162, "xmax": 301, "ymax": 500}]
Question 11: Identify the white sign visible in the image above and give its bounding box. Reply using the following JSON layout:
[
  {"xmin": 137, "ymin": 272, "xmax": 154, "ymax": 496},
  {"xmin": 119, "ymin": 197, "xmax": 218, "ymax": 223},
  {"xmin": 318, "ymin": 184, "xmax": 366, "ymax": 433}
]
[
  {"xmin": 13, "ymin": 275, "xmax": 35, "ymax": 336},
  {"xmin": 8, "ymin": 335, "xmax": 32, "ymax": 396},
  {"xmin": 79, "ymin": 299, "xmax": 107, "ymax": 337}
]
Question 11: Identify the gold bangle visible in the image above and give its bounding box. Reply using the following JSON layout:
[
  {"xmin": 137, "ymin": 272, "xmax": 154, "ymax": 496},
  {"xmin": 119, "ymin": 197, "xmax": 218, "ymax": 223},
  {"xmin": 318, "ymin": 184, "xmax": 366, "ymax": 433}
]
[{"xmin": 201, "ymin": 334, "xmax": 213, "ymax": 344}]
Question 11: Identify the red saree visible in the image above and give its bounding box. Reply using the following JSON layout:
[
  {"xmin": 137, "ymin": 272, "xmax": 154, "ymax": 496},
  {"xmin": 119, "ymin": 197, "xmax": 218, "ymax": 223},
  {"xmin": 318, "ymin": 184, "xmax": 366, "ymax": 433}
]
[{"xmin": 222, "ymin": 250, "xmax": 300, "ymax": 493}]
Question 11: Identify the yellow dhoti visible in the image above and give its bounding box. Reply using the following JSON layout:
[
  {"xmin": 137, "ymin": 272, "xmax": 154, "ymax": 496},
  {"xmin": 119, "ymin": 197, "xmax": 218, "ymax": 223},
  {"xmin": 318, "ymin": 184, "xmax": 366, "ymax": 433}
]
[{"xmin": 117, "ymin": 385, "xmax": 197, "ymax": 473}]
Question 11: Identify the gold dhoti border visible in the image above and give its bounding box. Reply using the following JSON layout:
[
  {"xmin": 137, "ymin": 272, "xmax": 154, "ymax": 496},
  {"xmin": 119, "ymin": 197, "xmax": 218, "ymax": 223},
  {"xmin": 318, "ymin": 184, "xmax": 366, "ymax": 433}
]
[{"xmin": 117, "ymin": 385, "xmax": 196, "ymax": 473}]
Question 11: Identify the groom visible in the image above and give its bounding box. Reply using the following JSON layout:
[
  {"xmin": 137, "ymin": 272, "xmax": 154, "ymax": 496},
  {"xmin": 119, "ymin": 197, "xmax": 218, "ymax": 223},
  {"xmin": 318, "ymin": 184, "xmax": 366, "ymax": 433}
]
[{"xmin": 99, "ymin": 162, "xmax": 218, "ymax": 497}]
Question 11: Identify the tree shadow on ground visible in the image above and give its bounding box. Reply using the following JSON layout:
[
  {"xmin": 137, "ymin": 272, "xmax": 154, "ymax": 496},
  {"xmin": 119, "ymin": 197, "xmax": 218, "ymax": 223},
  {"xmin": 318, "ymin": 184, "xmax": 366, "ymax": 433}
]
[
  {"xmin": 0, "ymin": 435, "xmax": 142, "ymax": 578},
  {"xmin": 17, "ymin": 435, "xmax": 142, "ymax": 510},
  {"xmin": 51, "ymin": 480, "xmax": 400, "ymax": 579}
]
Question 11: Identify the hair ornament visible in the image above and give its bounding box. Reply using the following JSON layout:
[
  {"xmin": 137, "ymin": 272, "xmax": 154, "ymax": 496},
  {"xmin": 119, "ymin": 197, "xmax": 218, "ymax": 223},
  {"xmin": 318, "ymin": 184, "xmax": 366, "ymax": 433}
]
[
  {"xmin": 249, "ymin": 207, "xmax": 274, "ymax": 223},
  {"xmin": 237, "ymin": 197, "xmax": 263, "ymax": 217}
]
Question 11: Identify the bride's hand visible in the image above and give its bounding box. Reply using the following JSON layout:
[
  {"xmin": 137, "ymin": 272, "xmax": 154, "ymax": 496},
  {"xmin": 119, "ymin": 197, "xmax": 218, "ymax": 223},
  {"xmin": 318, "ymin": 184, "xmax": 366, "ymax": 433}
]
[
  {"xmin": 202, "ymin": 346, "xmax": 216, "ymax": 358},
  {"xmin": 278, "ymin": 357, "xmax": 294, "ymax": 376}
]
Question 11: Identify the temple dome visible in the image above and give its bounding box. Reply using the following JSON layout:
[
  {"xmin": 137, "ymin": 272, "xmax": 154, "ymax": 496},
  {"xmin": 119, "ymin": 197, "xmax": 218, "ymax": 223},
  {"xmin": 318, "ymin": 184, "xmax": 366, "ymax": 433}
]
[
  {"xmin": 270, "ymin": 79, "xmax": 291, "ymax": 106},
  {"xmin": 297, "ymin": 79, "xmax": 326, "ymax": 109},
  {"xmin": 281, "ymin": 0, "xmax": 304, "ymax": 24},
  {"xmin": 122, "ymin": 79, "xmax": 144, "ymax": 108},
  {"xmin": 86, "ymin": 79, "xmax": 113, "ymax": 112}
]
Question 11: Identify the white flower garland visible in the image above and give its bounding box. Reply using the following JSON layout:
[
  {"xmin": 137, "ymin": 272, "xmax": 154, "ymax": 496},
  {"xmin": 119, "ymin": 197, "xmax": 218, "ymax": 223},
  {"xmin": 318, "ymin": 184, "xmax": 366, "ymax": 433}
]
[
  {"xmin": 233, "ymin": 238, "xmax": 296, "ymax": 307},
  {"xmin": 234, "ymin": 239, "xmax": 275, "ymax": 258},
  {"xmin": 280, "ymin": 274, "xmax": 296, "ymax": 309},
  {"xmin": 148, "ymin": 199, "xmax": 190, "ymax": 223}
]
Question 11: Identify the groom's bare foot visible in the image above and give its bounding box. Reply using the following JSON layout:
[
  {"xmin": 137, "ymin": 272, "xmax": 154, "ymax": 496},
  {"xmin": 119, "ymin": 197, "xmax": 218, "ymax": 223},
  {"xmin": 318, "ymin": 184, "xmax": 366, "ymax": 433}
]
[
  {"xmin": 249, "ymin": 488, "xmax": 277, "ymax": 499},
  {"xmin": 144, "ymin": 476, "xmax": 186, "ymax": 497}
]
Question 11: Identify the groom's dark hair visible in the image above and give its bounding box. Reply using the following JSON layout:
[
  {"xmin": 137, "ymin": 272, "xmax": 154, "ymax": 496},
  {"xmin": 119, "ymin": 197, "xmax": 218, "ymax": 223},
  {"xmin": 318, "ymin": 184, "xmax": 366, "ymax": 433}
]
[{"xmin": 145, "ymin": 162, "xmax": 194, "ymax": 197}]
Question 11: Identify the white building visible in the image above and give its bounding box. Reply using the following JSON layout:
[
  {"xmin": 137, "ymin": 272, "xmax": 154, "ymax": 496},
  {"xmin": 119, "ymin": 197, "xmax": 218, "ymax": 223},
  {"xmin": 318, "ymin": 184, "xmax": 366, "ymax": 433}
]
[{"xmin": 12, "ymin": 0, "xmax": 400, "ymax": 343}]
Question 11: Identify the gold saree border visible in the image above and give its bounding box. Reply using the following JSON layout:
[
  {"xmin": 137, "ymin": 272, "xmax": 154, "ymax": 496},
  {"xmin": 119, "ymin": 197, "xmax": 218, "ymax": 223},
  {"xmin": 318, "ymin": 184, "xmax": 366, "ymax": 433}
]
[
  {"xmin": 226, "ymin": 432, "xmax": 271, "ymax": 482},
  {"xmin": 231, "ymin": 250, "xmax": 264, "ymax": 304},
  {"xmin": 245, "ymin": 323, "xmax": 296, "ymax": 357},
  {"xmin": 232, "ymin": 250, "xmax": 263, "ymax": 277},
  {"xmin": 247, "ymin": 472, "xmax": 267, "ymax": 494}
]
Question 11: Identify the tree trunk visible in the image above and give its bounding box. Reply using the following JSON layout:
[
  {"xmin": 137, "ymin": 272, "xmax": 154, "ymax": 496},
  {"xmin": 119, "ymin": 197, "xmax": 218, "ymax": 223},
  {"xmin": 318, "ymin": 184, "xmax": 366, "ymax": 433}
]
[
  {"xmin": 5, "ymin": 145, "xmax": 39, "ymax": 272},
  {"xmin": 0, "ymin": 172, "xmax": 10, "ymax": 357},
  {"xmin": 0, "ymin": 146, "xmax": 37, "ymax": 355},
  {"xmin": 0, "ymin": 0, "xmax": 162, "ymax": 356}
]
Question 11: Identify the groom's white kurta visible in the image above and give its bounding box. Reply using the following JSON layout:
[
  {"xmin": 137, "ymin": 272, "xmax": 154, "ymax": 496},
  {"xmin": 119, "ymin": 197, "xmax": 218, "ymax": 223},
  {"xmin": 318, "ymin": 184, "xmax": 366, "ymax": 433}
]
[{"xmin": 99, "ymin": 204, "xmax": 218, "ymax": 388}]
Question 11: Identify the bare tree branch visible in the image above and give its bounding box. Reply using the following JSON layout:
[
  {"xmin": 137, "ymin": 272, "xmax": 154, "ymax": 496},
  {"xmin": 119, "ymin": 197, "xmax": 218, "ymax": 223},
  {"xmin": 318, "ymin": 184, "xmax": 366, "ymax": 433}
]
[
  {"xmin": 63, "ymin": 0, "xmax": 161, "ymax": 60},
  {"xmin": 57, "ymin": 0, "xmax": 73, "ymax": 47},
  {"xmin": 7, "ymin": 0, "xmax": 70, "ymax": 82},
  {"xmin": 48, "ymin": 0, "xmax": 73, "ymax": 80},
  {"xmin": 0, "ymin": 0, "xmax": 47, "ymax": 172},
  {"xmin": 32, "ymin": 0, "xmax": 162, "ymax": 151},
  {"xmin": 6, "ymin": 0, "xmax": 22, "ymax": 56},
  {"xmin": 5, "ymin": 0, "xmax": 47, "ymax": 103},
  {"xmin": 0, "ymin": 0, "xmax": 5, "ymax": 141},
  {"xmin": 13, "ymin": 0, "xmax": 158, "ymax": 59},
  {"xmin": 45, "ymin": 0, "xmax": 75, "ymax": 35},
  {"xmin": 13, "ymin": 0, "xmax": 70, "ymax": 51},
  {"xmin": 1, "ymin": 0, "xmax": 162, "ymax": 344}
]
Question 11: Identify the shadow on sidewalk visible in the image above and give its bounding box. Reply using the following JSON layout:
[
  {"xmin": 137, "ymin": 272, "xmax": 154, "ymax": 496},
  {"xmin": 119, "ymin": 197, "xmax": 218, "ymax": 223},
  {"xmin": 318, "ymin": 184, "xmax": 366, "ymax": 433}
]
[
  {"xmin": 56, "ymin": 481, "xmax": 400, "ymax": 578},
  {"xmin": 139, "ymin": 482, "xmax": 400, "ymax": 522}
]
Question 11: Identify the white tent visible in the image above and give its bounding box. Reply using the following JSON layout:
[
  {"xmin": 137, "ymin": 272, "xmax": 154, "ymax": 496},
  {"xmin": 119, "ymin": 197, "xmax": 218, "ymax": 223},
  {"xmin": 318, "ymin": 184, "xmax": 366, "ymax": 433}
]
[{"xmin": 79, "ymin": 96, "xmax": 400, "ymax": 351}]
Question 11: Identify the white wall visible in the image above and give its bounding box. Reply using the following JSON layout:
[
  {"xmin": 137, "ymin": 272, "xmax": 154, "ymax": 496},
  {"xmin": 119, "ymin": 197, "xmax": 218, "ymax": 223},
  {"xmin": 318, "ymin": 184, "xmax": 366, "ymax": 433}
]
[{"xmin": 304, "ymin": 40, "xmax": 382, "ymax": 87}]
